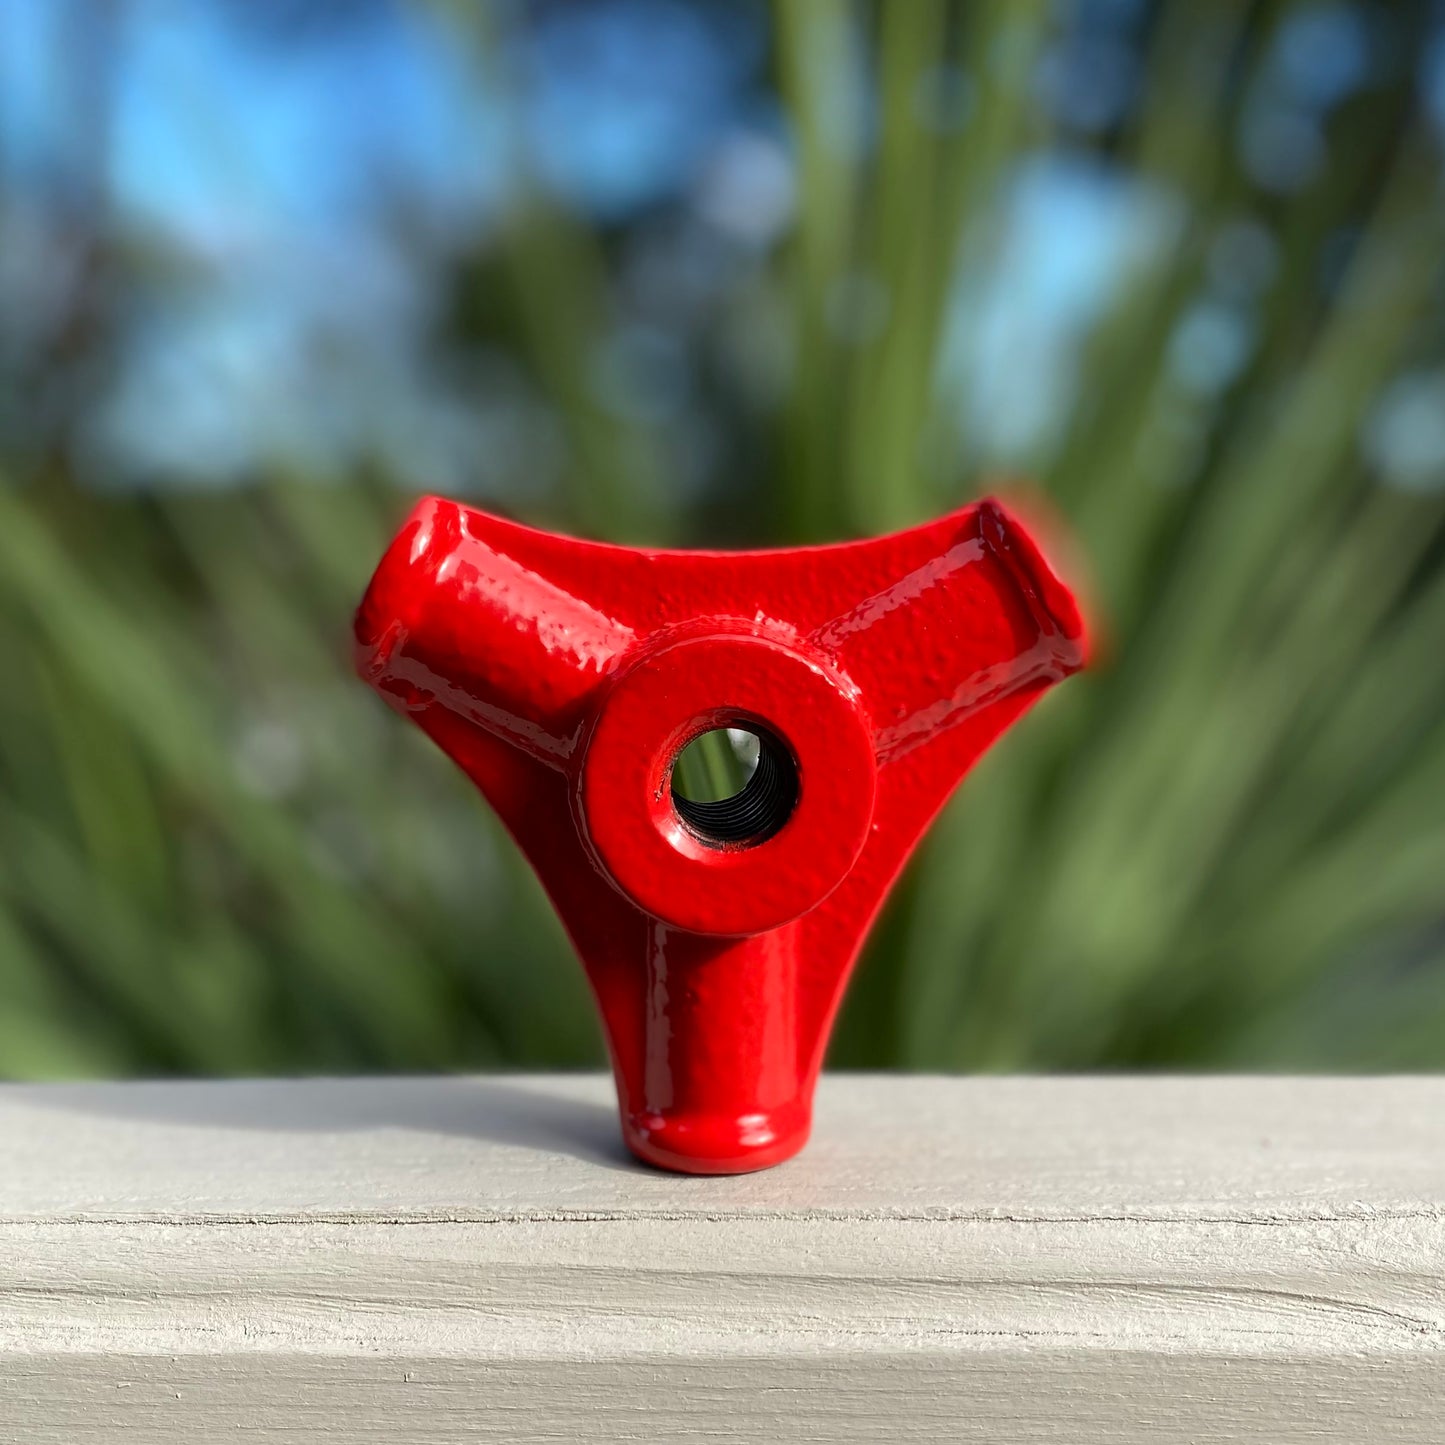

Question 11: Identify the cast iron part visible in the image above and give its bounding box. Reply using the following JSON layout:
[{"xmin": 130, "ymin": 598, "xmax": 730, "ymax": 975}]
[{"xmin": 355, "ymin": 495, "xmax": 1088, "ymax": 1174}]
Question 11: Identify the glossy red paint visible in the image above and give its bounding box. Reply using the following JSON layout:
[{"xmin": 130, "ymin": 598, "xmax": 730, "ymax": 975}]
[{"xmin": 355, "ymin": 496, "xmax": 1088, "ymax": 1174}]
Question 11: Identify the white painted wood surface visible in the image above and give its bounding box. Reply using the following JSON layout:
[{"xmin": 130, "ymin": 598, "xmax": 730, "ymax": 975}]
[{"xmin": 1, "ymin": 1075, "xmax": 1442, "ymax": 1442}]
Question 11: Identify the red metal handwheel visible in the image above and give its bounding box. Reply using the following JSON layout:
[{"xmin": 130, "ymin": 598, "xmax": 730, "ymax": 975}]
[{"xmin": 356, "ymin": 495, "xmax": 1089, "ymax": 1174}]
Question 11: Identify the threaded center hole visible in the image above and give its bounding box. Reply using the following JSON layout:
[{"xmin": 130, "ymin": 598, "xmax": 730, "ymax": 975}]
[{"xmin": 670, "ymin": 725, "xmax": 798, "ymax": 848}]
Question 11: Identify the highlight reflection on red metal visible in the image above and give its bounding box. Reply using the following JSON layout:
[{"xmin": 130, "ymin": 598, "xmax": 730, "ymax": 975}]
[{"xmin": 355, "ymin": 496, "xmax": 1088, "ymax": 1174}]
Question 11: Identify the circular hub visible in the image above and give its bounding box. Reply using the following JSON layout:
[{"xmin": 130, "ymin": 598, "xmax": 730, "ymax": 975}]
[{"xmin": 578, "ymin": 632, "xmax": 877, "ymax": 937}]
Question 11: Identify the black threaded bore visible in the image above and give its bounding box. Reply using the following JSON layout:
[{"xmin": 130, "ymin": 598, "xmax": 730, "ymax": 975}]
[{"xmin": 671, "ymin": 727, "xmax": 798, "ymax": 848}]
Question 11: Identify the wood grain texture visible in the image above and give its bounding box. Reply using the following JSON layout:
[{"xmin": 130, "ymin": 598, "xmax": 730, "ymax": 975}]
[{"xmin": 1, "ymin": 1075, "xmax": 1442, "ymax": 1442}]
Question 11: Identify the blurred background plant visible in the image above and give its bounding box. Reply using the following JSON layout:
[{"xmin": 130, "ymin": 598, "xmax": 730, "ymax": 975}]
[{"xmin": 1, "ymin": 0, "xmax": 1443, "ymax": 1079}]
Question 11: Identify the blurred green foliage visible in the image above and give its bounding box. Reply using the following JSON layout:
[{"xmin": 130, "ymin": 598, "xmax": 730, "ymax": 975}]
[{"xmin": 1, "ymin": 0, "xmax": 1444, "ymax": 1078}]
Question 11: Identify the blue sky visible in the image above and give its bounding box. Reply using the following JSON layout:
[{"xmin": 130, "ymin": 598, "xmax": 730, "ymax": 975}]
[{"xmin": 0, "ymin": 0, "xmax": 1438, "ymax": 494}]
